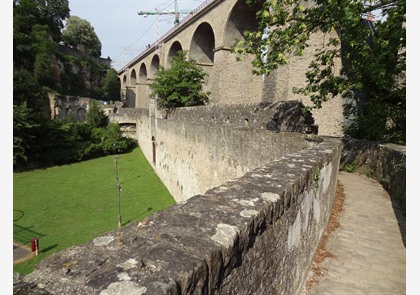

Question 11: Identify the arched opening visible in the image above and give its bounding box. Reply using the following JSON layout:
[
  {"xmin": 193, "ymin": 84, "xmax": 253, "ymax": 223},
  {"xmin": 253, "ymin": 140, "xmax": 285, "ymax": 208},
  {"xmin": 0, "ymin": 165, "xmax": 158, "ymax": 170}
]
[
  {"xmin": 122, "ymin": 76, "xmax": 127, "ymax": 88},
  {"xmin": 137, "ymin": 63, "xmax": 149, "ymax": 108},
  {"xmin": 139, "ymin": 63, "xmax": 147, "ymax": 83},
  {"xmin": 167, "ymin": 41, "xmax": 183, "ymax": 66},
  {"xmin": 211, "ymin": 0, "xmax": 264, "ymax": 105},
  {"xmin": 151, "ymin": 55, "xmax": 160, "ymax": 78},
  {"xmin": 76, "ymin": 108, "xmax": 87, "ymax": 122},
  {"xmin": 130, "ymin": 69, "xmax": 137, "ymax": 86},
  {"xmin": 190, "ymin": 22, "xmax": 215, "ymax": 64},
  {"xmin": 223, "ymin": 0, "xmax": 263, "ymax": 47},
  {"xmin": 121, "ymin": 76, "xmax": 127, "ymax": 102}
]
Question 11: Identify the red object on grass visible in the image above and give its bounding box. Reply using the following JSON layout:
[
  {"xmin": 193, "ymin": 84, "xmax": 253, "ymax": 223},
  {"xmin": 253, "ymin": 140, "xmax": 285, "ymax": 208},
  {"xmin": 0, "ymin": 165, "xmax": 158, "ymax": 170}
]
[{"xmin": 31, "ymin": 238, "xmax": 39, "ymax": 252}]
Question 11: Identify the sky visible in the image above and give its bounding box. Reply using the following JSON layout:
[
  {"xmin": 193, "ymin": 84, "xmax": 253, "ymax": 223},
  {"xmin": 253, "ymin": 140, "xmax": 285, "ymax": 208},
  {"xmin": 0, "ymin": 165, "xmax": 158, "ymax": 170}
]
[{"xmin": 68, "ymin": 0, "xmax": 207, "ymax": 71}]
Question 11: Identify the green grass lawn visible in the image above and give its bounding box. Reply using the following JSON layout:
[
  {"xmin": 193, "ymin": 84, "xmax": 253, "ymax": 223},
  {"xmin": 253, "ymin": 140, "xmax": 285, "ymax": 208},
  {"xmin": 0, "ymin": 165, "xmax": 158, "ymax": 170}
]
[{"xmin": 13, "ymin": 146, "xmax": 175, "ymax": 275}]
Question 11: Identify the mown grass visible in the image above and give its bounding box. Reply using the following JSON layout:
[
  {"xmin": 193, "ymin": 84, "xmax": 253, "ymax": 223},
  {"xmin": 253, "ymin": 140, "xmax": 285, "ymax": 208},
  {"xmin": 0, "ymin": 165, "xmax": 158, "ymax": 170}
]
[{"xmin": 13, "ymin": 146, "xmax": 175, "ymax": 275}]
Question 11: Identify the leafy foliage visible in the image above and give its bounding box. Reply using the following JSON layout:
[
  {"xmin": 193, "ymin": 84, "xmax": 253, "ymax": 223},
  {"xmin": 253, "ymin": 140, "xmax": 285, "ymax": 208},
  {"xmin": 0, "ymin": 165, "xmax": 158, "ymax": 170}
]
[
  {"xmin": 13, "ymin": 0, "xmax": 70, "ymax": 43},
  {"xmin": 32, "ymin": 24, "xmax": 60, "ymax": 88},
  {"xmin": 87, "ymin": 100, "xmax": 108, "ymax": 128},
  {"xmin": 13, "ymin": 103, "xmax": 40, "ymax": 167},
  {"xmin": 13, "ymin": 69, "xmax": 50, "ymax": 170},
  {"xmin": 35, "ymin": 118, "xmax": 135, "ymax": 168},
  {"xmin": 149, "ymin": 51, "xmax": 210, "ymax": 109},
  {"xmin": 13, "ymin": 0, "xmax": 124, "ymax": 170},
  {"xmin": 62, "ymin": 15, "xmax": 102, "ymax": 57},
  {"xmin": 100, "ymin": 68, "xmax": 121, "ymax": 101},
  {"xmin": 233, "ymin": 0, "xmax": 405, "ymax": 144}
]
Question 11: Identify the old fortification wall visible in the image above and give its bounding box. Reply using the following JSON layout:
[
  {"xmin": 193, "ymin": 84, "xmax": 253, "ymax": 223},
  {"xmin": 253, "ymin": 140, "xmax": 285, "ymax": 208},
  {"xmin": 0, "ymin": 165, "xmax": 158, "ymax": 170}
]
[
  {"xmin": 48, "ymin": 93, "xmax": 91, "ymax": 122},
  {"xmin": 16, "ymin": 137, "xmax": 342, "ymax": 295},
  {"xmin": 137, "ymin": 101, "xmax": 318, "ymax": 202}
]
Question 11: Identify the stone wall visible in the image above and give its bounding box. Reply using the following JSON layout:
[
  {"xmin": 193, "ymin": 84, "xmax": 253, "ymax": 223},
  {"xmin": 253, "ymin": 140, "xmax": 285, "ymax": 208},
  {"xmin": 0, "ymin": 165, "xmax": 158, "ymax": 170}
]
[
  {"xmin": 137, "ymin": 101, "xmax": 318, "ymax": 202},
  {"xmin": 165, "ymin": 101, "xmax": 316, "ymax": 133},
  {"xmin": 340, "ymin": 137, "xmax": 406, "ymax": 243},
  {"xmin": 340, "ymin": 138, "xmax": 406, "ymax": 211},
  {"xmin": 48, "ymin": 93, "xmax": 91, "ymax": 122},
  {"xmin": 16, "ymin": 137, "xmax": 342, "ymax": 295},
  {"xmin": 118, "ymin": 0, "xmax": 345, "ymax": 137}
]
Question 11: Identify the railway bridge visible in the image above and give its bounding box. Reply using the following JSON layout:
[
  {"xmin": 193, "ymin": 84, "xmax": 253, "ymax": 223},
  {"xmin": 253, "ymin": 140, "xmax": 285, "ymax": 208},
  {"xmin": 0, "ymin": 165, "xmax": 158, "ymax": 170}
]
[{"xmin": 117, "ymin": 0, "xmax": 344, "ymax": 137}]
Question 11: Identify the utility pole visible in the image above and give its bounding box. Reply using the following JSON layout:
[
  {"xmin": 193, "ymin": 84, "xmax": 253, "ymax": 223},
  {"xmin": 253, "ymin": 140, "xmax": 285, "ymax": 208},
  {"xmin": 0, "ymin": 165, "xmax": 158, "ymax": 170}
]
[{"xmin": 113, "ymin": 145, "xmax": 122, "ymax": 228}]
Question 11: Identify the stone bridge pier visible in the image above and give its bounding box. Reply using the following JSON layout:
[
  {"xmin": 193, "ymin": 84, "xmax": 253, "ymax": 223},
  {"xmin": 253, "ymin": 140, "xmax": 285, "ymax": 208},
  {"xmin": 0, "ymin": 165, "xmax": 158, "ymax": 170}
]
[{"xmin": 117, "ymin": 0, "xmax": 344, "ymax": 138}]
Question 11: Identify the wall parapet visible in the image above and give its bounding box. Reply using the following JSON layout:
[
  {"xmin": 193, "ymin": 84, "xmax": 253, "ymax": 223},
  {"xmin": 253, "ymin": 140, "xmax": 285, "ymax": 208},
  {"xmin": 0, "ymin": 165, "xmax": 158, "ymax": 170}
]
[
  {"xmin": 340, "ymin": 137, "xmax": 405, "ymax": 210},
  {"xmin": 143, "ymin": 101, "xmax": 317, "ymax": 202},
  {"xmin": 16, "ymin": 138, "xmax": 342, "ymax": 295},
  {"xmin": 108, "ymin": 108, "xmax": 148, "ymax": 124},
  {"xmin": 340, "ymin": 137, "xmax": 406, "ymax": 243},
  {"xmin": 166, "ymin": 101, "xmax": 317, "ymax": 134}
]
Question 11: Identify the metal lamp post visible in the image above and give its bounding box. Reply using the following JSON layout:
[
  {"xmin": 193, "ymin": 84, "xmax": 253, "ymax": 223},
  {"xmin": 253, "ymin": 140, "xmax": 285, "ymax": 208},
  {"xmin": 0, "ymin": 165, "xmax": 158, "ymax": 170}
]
[{"xmin": 114, "ymin": 146, "xmax": 122, "ymax": 228}]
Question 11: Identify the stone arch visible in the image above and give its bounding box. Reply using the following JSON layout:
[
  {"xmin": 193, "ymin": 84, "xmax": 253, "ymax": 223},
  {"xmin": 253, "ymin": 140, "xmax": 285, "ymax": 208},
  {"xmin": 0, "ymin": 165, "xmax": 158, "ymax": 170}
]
[
  {"xmin": 139, "ymin": 63, "xmax": 147, "ymax": 83},
  {"xmin": 129, "ymin": 69, "xmax": 137, "ymax": 86},
  {"xmin": 121, "ymin": 76, "xmax": 127, "ymax": 103},
  {"xmin": 190, "ymin": 22, "xmax": 215, "ymax": 64},
  {"xmin": 151, "ymin": 55, "xmax": 160, "ymax": 78},
  {"xmin": 76, "ymin": 108, "xmax": 87, "ymax": 122},
  {"xmin": 137, "ymin": 63, "xmax": 149, "ymax": 108},
  {"xmin": 211, "ymin": 0, "xmax": 264, "ymax": 105},
  {"xmin": 167, "ymin": 41, "xmax": 183, "ymax": 66},
  {"xmin": 223, "ymin": 0, "xmax": 263, "ymax": 47},
  {"xmin": 122, "ymin": 75, "xmax": 127, "ymax": 88}
]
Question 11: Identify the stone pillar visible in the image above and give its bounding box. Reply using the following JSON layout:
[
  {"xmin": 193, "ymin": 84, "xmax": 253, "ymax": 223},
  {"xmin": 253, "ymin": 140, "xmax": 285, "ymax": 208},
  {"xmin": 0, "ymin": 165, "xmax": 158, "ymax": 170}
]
[{"xmin": 211, "ymin": 47, "xmax": 263, "ymax": 105}]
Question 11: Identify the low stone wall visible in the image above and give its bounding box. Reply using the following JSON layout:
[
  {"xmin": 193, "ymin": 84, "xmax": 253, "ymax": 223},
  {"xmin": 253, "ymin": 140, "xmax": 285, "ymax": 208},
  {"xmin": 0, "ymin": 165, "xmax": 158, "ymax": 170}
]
[
  {"xmin": 146, "ymin": 101, "xmax": 318, "ymax": 202},
  {"xmin": 340, "ymin": 138, "xmax": 406, "ymax": 212},
  {"xmin": 166, "ymin": 101, "xmax": 317, "ymax": 133},
  {"xmin": 16, "ymin": 137, "xmax": 342, "ymax": 295},
  {"xmin": 340, "ymin": 137, "xmax": 406, "ymax": 243},
  {"xmin": 155, "ymin": 120, "xmax": 310, "ymax": 202}
]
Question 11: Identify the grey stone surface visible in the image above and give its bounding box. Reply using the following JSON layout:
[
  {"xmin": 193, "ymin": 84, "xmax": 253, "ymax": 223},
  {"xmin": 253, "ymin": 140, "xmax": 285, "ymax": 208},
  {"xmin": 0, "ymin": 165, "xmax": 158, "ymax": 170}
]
[
  {"xmin": 300, "ymin": 172, "xmax": 406, "ymax": 295},
  {"xmin": 14, "ymin": 138, "xmax": 342, "ymax": 295}
]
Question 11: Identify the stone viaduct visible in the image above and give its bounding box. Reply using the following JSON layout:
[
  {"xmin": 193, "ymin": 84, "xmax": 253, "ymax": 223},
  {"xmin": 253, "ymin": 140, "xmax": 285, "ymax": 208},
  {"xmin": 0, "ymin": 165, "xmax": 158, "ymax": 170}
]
[
  {"xmin": 15, "ymin": 1, "xmax": 405, "ymax": 294},
  {"xmin": 113, "ymin": 0, "xmax": 345, "ymax": 203},
  {"xmin": 117, "ymin": 0, "xmax": 344, "ymax": 137}
]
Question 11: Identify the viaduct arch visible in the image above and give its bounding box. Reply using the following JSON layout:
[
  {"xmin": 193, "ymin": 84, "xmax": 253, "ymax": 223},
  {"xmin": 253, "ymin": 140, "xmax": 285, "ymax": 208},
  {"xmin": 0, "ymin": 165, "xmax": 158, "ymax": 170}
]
[{"xmin": 118, "ymin": 0, "xmax": 344, "ymax": 136}]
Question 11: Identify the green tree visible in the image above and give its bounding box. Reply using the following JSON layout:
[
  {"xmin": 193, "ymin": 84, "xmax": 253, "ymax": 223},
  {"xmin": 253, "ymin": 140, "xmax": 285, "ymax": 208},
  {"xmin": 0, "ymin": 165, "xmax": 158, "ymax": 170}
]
[
  {"xmin": 87, "ymin": 100, "xmax": 108, "ymax": 128},
  {"xmin": 32, "ymin": 24, "xmax": 59, "ymax": 88},
  {"xmin": 149, "ymin": 51, "xmax": 210, "ymax": 109},
  {"xmin": 13, "ymin": 0, "xmax": 70, "ymax": 42},
  {"xmin": 13, "ymin": 103, "xmax": 40, "ymax": 169},
  {"xmin": 14, "ymin": 0, "xmax": 70, "ymax": 73},
  {"xmin": 233, "ymin": 0, "xmax": 405, "ymax": 144},
  {"xmin": 101, "ymin": 68, "xmax": 121, "ymax": 101},
  {"xmin": 13, "ymin": 69, "xmax": 50, "ymax": 171},
  {"xmin": 62, "ymin": 15, "xmax": 102, "ymax": 57},
  {"xmin": 13, "ymin": 0, "xmax": 67, "ymax": 170}
]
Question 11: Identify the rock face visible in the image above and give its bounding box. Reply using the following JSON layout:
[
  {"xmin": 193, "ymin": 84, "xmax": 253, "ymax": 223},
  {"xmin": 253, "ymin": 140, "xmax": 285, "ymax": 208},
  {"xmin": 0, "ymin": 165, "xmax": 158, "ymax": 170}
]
[{"xmin": 15, "ymin": 138, "xmax": 342, "ymax": 295}]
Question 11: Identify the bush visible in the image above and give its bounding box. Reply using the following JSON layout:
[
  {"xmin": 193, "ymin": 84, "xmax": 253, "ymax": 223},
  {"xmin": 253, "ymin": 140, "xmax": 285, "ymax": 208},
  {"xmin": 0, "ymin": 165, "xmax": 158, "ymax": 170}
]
[
  {"xmin": 21, "ymin": 118, "xmax": 136, "ymax": 170},
  {"xmin": 149, "ymin": 50, "xmax": 210, "ymax": 109}
]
